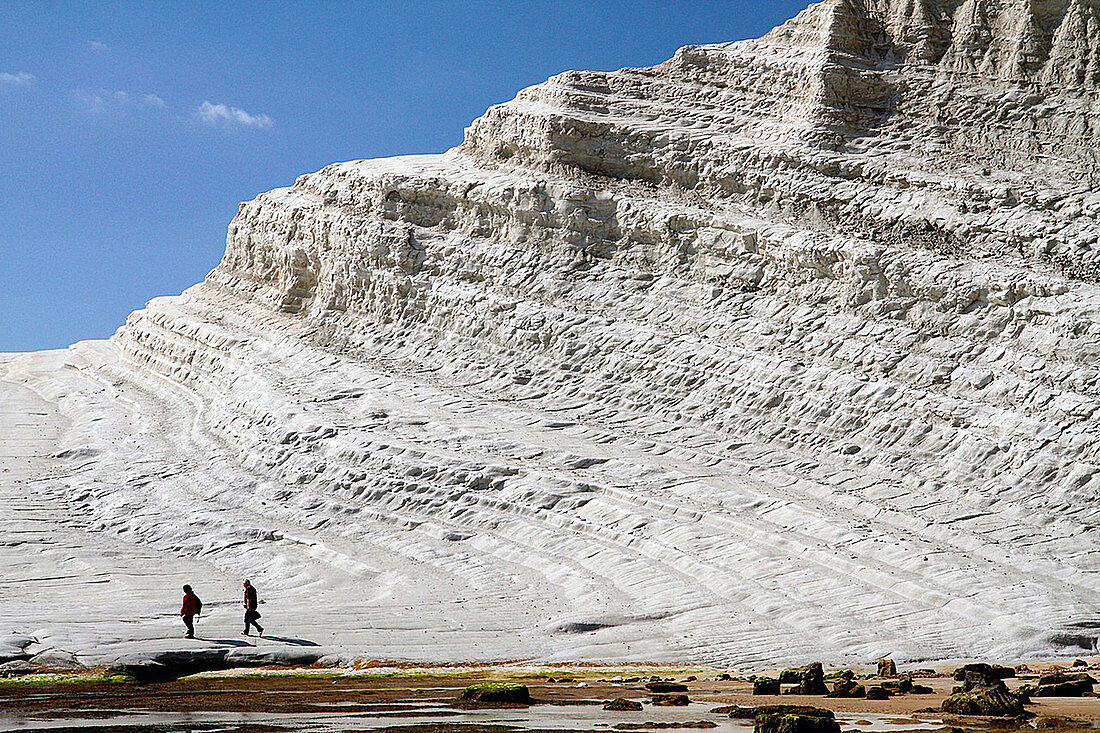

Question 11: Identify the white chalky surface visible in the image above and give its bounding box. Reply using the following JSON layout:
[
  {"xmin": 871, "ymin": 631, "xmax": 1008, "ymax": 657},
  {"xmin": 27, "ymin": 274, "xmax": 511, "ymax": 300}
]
[{"xmin": 3, "ymin": 0, "xmax": 1100, "ymax": 668}]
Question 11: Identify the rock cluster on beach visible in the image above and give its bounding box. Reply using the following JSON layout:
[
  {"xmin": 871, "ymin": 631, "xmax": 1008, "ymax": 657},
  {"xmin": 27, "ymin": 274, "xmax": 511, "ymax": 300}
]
[
  {"xmin": 942, "ymin": 666, "xmax": 1027, "ymax": 716},
  {"xmin": 3, "ymin": 0, "xmax": 1100, "ymax": 666}
]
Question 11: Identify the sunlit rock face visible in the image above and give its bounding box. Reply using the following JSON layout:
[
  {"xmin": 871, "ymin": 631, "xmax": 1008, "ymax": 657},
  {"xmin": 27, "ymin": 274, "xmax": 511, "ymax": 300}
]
[{"xmin": 4, "ymin": 0, "xmax": 1100, "ymax": 667}]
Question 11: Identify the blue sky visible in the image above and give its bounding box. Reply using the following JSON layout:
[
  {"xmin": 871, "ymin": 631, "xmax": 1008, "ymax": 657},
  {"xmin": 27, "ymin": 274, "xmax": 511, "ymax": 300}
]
[{"xmin": 1, "ymin": 1, "xmax": 807, "ymax": 352}]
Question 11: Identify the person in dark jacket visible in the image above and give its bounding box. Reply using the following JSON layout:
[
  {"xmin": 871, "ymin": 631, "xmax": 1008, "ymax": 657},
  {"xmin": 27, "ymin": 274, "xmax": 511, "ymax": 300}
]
[
  {"xmin": 242, "ymin": 579, "xmax": 264, "ymax": 636},
  {"xmin": 180, "ymin": 584, "xmax": 202, "ymax": 638}
]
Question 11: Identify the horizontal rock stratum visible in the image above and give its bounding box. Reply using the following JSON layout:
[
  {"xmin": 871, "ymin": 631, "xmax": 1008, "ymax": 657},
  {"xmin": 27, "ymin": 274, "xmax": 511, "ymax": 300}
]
[{"xmin": 3, "ymin": 0, "xmax": 1100, "ymax": 668}]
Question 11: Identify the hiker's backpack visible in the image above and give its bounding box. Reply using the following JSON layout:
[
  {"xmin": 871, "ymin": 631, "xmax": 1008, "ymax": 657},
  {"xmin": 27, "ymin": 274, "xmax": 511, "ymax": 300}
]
[{"xmin": 194, "ymin": 595, "xmax": 203, "ymax": 614}]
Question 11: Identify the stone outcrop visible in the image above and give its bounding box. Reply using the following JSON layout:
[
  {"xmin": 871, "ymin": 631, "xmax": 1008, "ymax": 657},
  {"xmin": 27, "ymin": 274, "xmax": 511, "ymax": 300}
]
[
  {"xmin": 784, "ymin": 662, "xmax": 830, "ymax": 695},
  {"xmin": 605, "ymin": 698, "xmax": 645, "ymax": 711},
  {"xmin": 754, "ymin": 707, "xmax": 840, "ymax": 733},
  {"xmin": 755, "ymin": 677, "xmax": 783, "ymax": 695},
  {"xmin": 942, "ymin": 682, "xmax": 1027, "ymax": 716},
  {"xmin": 3, "ymin": 0, "xmax": 1100, "ymax": 667},
  {"xmin": 943, "ymin": 671, "xmax": 1028, "ymax": 716},
  {"xmin": 953, "ymin": 663, "xmax": 1016, "ymax": 682},
  {"xmin": 826, "ymin": 679, "xmax": 866, "ymax": 698},
  {"xmin": 646, "ymin": 682, "xmax": 689, "ymax": 693},
  {"xmin": 1029, "ymin": 671, "xmax": 1097, "ymax": 696},
  {"xmin": 460, "ymin": 683, "xmax": 533, "ymax": 705}
]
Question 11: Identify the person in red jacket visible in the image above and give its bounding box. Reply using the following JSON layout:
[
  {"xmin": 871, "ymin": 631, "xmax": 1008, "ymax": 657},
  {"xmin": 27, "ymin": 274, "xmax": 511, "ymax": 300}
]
[
  {"xmin": 180, "ymin": 584, "xmax": 202, "ymax": 638},
  {"xmin": 242, "ymin": 580, "xmax": 263, "ymax": 636}
]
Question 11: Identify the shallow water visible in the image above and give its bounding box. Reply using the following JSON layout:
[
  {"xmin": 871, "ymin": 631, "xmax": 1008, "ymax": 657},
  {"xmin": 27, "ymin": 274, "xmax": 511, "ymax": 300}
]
[{"xmin": 0, "ymin": 701, "xmax": 943, "ymax": 733}]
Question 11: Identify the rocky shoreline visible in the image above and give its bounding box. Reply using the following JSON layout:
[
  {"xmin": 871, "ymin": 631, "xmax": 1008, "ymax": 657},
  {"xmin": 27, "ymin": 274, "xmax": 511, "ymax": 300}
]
[{"xmin": 3, "ymin": 659, "xmax": 1100, "ymax": 733}]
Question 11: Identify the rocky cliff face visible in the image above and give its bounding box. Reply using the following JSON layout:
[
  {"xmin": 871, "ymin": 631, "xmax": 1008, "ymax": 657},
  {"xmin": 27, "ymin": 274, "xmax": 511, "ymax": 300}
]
[{"xmin": 3, "ymin": 0, "xmax": 1099, "ymax": 665}]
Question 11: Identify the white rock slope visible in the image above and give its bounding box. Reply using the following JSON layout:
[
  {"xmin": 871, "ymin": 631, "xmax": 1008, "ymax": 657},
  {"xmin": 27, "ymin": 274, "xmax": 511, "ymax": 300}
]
[{"xmin": 3, "ymin": 0, "xmax": 1100, "ymax": 667}]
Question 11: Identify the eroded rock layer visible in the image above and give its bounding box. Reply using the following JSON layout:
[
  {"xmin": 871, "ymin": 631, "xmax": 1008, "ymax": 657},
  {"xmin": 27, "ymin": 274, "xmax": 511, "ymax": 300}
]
[{"xmin": 3, "ymin": 0, "xmax": 1099, "ymax": 666}]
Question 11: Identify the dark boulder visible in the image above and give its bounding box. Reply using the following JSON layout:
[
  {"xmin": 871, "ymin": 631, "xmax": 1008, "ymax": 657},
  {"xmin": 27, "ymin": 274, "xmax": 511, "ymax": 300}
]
[
  {"xmin": 952, "ymin": 664, "xmax": 1015, "ymax": 683},
  {"xmin": 460, "ymin": 683, "xmax": 533, "ymax": 705},
  {"xmin": 1032, "ymin": 681, "xmax": 1092, "ymax": 697},
  {"xmin": 779, "ymin": 667, "xmax": 805, "ymax": 683},
  {"xmin": 1038, "ymin": 672, "xmax": 1096, "ymax": 687},
  {"xmin": 652, "ymin": 694, "xmax": 691, "ymax": 706},
  {"xmin": 882, "ymin": 676, "xmax": 913, "ymax": 694},
  {"xmin": 647, "ymin": 682, "xmax": 689, "ymax": 693},
  {"xmin": 616, "ymin": 717, "xmax": 717, "ymax": 726},
  {"xmin": 784, "ymin": 663, "xmax": 829, "ymax": 695},
  {"xmin": 865, "ymin": 686, "xmax": 891, "ymax": 700},
  {"xmin": 605, "ymin": 698, "xmax": 644, "ymax": 711},
  {"xmin": 754, "ymin": 677, "xmax": 781, "ymax": 695},
  {"xmin": 728, "ymin": 705, "xmax": 826, "ymax": 719},
  {"xmin": 941, "ymin": 679, "xmax": 1026, "ymax": 716},
  {"xmin": 754, "ymin": 707, "xmax": 839, "ymax": 733},
  {"xmin": 1030, "ymin": 673, "xmax": 1095, "ymax": 697},
  {"xmin": 826, "ymin": 679, "xmax": 865, "ymax": 698},
  {"xmin": 878, "ymin": 659, "xmax": 897, "ymax": 678}
]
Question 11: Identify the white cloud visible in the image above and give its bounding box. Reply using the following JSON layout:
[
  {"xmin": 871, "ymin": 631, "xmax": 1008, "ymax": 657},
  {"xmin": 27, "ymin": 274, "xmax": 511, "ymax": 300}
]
[
  {"xmin": 72, "ymin": 88, "xmax": 167, "ymax": 113},
  {"xmin": 0, "ymin": 71, "xmax": 35, "ymax": 88},
  {"xmin": 88, "ymin": 40, "xmax": 110, "ymax": 52},
  {"xmin": 197, "ymin": 100, "xmax": 273, "ymax": 129}
]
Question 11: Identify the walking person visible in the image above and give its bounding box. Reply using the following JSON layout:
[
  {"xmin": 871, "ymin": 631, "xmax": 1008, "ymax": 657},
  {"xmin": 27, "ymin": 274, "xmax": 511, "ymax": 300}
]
[
  {"xmin": 180, "ymin": 584, "xmax": 202, "ymax": 638},
  {"xmin": 242, "ymin": 579, "xmax": 264, "ymax": 636}
]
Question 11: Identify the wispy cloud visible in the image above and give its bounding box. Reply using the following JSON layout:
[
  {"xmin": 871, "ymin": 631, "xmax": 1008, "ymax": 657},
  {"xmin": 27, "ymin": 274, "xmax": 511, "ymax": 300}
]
[
  {"xmin": 88, "ymin": 40, "xmax": 110, "ymax": 53},
  {"xmin": 0, "ymin": 71, "xmax": 36, "ymax": 88},
  {"xmin": 72, "ymin": 88, "xmax": 167, "ymax": 113},
  {"xmin": 197, "ymin": 100, "xmax": 273, "ymax": 129}
]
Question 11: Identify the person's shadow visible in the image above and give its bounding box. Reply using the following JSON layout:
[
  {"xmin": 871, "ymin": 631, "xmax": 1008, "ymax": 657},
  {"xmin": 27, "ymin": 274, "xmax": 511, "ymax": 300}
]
[
  {"xmin": 197, "ymin": 638, "xmax": 254, "ymax": 646},
  {"xmin": 259, "ymin": 635, "xmax": 320, "ymax": 647}
]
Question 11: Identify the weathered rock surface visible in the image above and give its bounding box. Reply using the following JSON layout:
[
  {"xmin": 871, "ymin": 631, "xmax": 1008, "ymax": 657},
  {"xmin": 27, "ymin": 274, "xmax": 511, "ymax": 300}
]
[
  {"xmin": 107, "ymin": 646, "xmax": 329, "ymax": 683},
  {"xmin": 0, "ymin": 660, "xmax": 35, "ymax": 677},
  {"xmin": 785, "ymin": 662, "xmax": 830, "ymax": 695},
  {"xmin": 605, "ymin": 698, "xmax": 645, "ymax": 711},
  {"xmin": 3, "ymin": 0, "xmax": 1100, "ymax": 666},
  {"xmin": 730, "ymin": 705, "xmax": 829, "ymax": 719},
  {"xmin": 754, "ymin": 707, "xmax": 839, "ymax": 733},
  {"xmin": 942, "ymin": 682, "xmax": 1027, "ymax": 716},
  {"xmin": 460, "ymin": 683, "xmax": 534, "ymax": 705},
  {"xmin": 646, "ymin": 682, "xmax": 689, "ymax": 693},
  {"xmin": 865, "ymin": 686, "xmax": 892, "ymax": 700},
  {"xmin": 615, "ymin": 723, "xmax": 716, "ymax": 730},
  {"xmin": 943, "ymin": 673, "xmax": 1028, "ymax": 716},
  {"xmin": 1029, "ymin": 671, "xmax": 1097, "ymax": 696},
  {"xmin": 754, "ymin": 677, "xmax": 783, "ymax": 695},
  {"xmin": 954, "ymin": 663, "xmax": 1016, "ymax": 682},
  {"xmin": 826, "ymin": 679, "xmax": 865, "ymax": 698}
]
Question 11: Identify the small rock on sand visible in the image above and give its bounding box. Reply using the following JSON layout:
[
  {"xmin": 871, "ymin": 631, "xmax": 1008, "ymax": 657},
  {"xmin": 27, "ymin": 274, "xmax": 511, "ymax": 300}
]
[
  {"xmin": 646, "ymin": 682, "xmax": 688, "ymax": 693},
  {"xmin": 605, "ymin": 698, "xmax": 644, "ymax": 711}
]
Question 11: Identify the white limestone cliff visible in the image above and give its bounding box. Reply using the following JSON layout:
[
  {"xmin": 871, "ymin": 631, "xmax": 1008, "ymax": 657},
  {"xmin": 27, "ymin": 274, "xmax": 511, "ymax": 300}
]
[{"xmin": 3, "ymin": 0, "xmax": 1099, "ymax": 668}]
